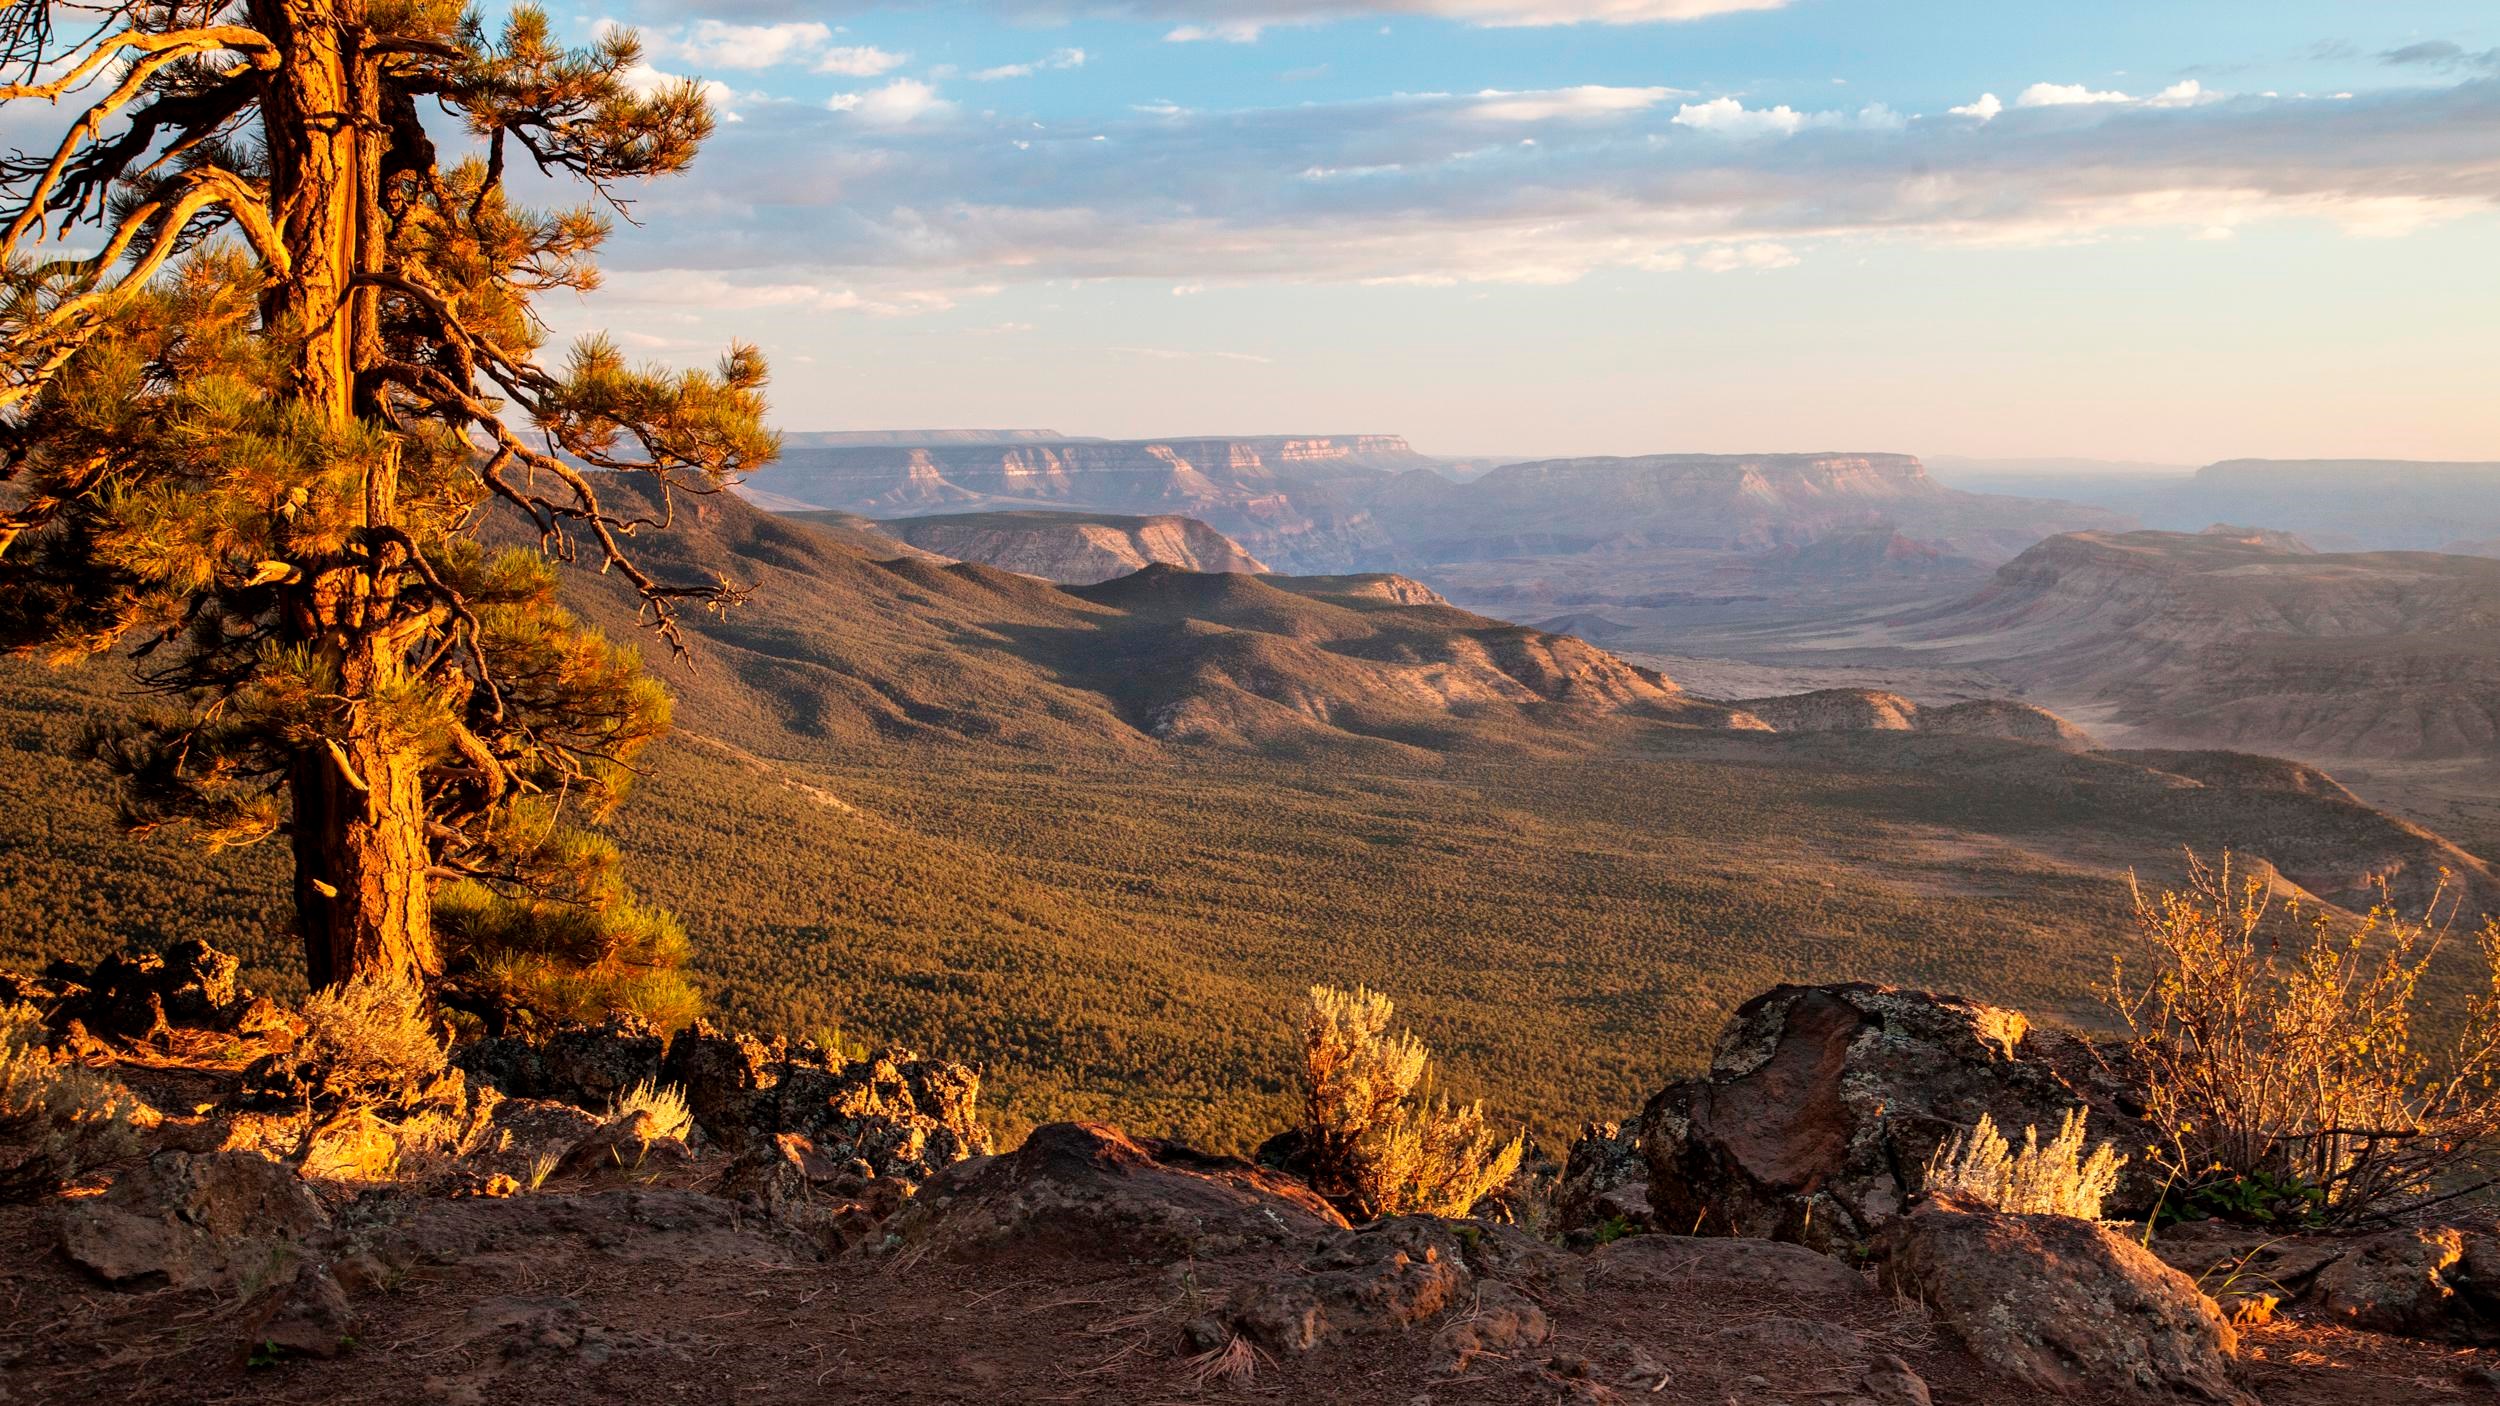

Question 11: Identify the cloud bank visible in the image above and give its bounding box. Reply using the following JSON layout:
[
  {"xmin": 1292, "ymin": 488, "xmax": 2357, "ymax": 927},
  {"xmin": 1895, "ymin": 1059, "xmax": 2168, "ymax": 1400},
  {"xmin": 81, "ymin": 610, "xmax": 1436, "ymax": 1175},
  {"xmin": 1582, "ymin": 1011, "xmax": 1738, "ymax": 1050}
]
[{"xmin": 579, "ymin": 75, "xmax": 2500, "ymax": 314}]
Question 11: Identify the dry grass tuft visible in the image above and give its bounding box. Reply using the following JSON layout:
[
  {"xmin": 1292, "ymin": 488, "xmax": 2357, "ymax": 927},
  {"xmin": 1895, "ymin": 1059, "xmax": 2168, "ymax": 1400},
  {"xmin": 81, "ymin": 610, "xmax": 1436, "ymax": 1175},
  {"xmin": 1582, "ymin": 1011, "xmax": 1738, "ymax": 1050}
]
[
  {"xmin": 1184, "ymin": 1333, "xmax": 1270, "ymax": 1386},
  {"xmin": 615, "ymin": 1078, "xmax": 693, "ymax": 1142},
  {"xmin": 1924, "ymin": 1108, "xmax": 2125, "ymax": 1220}
]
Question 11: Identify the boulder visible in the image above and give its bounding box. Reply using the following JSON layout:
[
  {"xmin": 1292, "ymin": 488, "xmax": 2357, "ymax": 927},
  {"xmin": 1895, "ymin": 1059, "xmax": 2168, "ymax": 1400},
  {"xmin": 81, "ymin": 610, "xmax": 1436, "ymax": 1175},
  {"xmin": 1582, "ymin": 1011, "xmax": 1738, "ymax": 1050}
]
[
  {"xmin": 57, "ymin": 1150, "xmax": 330, "ymax": 1290},
  {"xmin": 1552, "ymin": 1119, "xmax": 1650, "ymax": 1240},
  {"xmin": 891, "ymin": 1121, "xmax": 1347, "ymax": 1260},
  {"xmin": 1873, "ymin": 1196, "xmax": 2249, "ymax": 1404},
  {"xmin": 765, "ymin": 1051, "xmax": 989, "ymax": 1181},
  {"xmin": 243, "ymin": 1260, "xmax": 358, "ymax": 1360},
  {"xmin": 1641, "ymin": 982, "xmax": 2153, "ymax": 1251},
  {"xmin": 553, "ymin": 1109, "xmax": 693, "ymax": 1181},
  {"xmin": 1232, "ymin": 1218, "xmax": 1473, "ymax": 1353}
]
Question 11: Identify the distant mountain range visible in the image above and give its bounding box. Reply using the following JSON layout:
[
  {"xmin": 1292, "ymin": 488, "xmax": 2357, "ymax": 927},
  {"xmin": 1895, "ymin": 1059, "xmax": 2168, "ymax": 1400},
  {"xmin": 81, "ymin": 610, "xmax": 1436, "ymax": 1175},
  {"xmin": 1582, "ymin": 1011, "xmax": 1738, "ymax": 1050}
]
[
  {"xmin": 1932, "ymin": 458, "xmax": 2500, "ymax": 553},
  {"xmin": 742, "ymin": 438, "xmax": 2119, "ymax": 579}
]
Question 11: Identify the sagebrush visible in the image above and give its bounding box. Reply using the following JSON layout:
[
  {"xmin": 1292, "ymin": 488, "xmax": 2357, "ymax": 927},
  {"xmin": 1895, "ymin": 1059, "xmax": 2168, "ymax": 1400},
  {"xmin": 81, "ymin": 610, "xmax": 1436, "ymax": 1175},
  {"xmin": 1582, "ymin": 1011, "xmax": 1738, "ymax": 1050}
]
[
  {"xmin": 295, "ymin": 968, "xmax": 447, "ymax": 1099},
  {"xmin": 1924, "ymin": 1108, "xmax": 2125, "ymax": 1220},
  {"xmin": 0, "ymin": 1003, "xmax": 140, "ymax": 1200},
  {"xmin": 1297, "ymin": 985, "xmax": 1522, "ymax": 1217},
  {"xmin": 2106, "ymin": 850, "xmax": 2500, "ymax": 1223}
]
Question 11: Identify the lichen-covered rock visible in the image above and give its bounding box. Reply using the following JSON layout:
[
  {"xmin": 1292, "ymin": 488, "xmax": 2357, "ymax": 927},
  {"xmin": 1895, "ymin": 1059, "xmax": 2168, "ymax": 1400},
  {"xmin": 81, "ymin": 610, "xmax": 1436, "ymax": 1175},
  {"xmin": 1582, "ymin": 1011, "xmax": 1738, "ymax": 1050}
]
[
  {"xmin": 1641, "ymin": 982, "xmax": 2154, "ymax": 1251},
  {"xmin": 767, "ymin": 1052, "xmax": 988, "ymax": 1181},
  {"xmin": 57, "ymin": 1150, "xmax": 330, "ymax": 1289},
  {"xmin": 892, "ymin": 1121, "xmax": 1346, "ymax": 1261},
  {"xmin": 2305, "ymin": 1227, "xmax": 2480, "ymax": 1339},
  {"xmin": 25, "ymin": 940, "xmax": 269, "ymax": 1044},
  {"xmin": 1552, "ymin": 1119, "xmax": 1649, "ymax": 1240},
  {"xmin": 659, "ymin": 1020, "xmax": 778, "ymax": 1151},
  {"xmin": 553, "ymin": 1109, "xmax": 693, "ymax": 1181},
  {"xmin": 1873, "ymin": 1196, "xmax": 2249, "ymax": 1404}
]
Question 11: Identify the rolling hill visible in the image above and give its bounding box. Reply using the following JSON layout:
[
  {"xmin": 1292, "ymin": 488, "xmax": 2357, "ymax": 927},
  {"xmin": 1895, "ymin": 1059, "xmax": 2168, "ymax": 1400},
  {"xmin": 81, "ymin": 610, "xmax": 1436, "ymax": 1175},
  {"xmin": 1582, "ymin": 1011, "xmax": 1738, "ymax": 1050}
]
[{"xmin": 5, "ymin": 488, "xmax": 2493, "ymax": 1150}]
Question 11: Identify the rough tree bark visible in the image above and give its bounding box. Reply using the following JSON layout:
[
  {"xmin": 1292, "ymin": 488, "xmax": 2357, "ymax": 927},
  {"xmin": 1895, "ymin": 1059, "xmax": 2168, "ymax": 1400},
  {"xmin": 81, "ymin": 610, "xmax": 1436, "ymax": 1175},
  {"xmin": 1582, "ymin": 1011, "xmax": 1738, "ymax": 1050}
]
[{"xmin": 254, "ymin": 0, "xmax": 436, "ymax": 987}]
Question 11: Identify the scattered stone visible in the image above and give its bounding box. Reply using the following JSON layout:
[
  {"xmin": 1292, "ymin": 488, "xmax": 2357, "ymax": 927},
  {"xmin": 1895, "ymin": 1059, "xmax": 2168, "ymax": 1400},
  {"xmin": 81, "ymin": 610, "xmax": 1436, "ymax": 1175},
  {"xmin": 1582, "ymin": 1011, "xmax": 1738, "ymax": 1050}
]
[
  {"xmin": 1233, "ymin": 1218, "xmax": 1473, "ymax": 1353},
  {"xmin": 1430, "ymin": 1281, "xmax": 1549, "ymax": 1374},
  {"xmin": 1873, "ymin": 1195, "xmax": 2249, "ymax": 1404},
  {"xmin": 894, "ymin": 1121, "xmax": 1345, "ymax": 1261},
  {"xmin": 57, "ymin": 1150, "xmax": 329, "ymax": 1290},
  {"xmin": 243, "ymin": 1260, "xmax": 358, "ymax": 1361},
  {"xmin": 1641, "ymin": 982, "xmax": 2156, "ymax": 1251},
  {"xmin": 1861, "ymin": 1354, "xmax": 1932, "ymax": 1406}
]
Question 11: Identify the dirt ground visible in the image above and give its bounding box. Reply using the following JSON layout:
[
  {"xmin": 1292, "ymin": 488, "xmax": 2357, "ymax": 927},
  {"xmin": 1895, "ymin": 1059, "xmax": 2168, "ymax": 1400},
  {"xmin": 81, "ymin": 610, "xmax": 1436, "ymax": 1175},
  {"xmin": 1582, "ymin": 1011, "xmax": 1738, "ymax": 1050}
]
[{"xmin": 2, "ymin": 1180, "xmax": 2489, "ymax": 1406}]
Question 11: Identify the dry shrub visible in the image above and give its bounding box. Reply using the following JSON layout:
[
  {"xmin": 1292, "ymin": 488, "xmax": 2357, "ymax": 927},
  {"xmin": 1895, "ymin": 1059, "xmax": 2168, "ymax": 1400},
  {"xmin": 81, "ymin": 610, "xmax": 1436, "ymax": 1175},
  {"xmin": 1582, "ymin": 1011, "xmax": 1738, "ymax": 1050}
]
[
  {"xmin": 2106, "ymin": 850, "xmax": 2500, "ymax": 1223},
  {"xmin": 0, "ymin": 1003, "xmax": 140, "ymax": 1200},
  {"xmin": 1924, "ymin": 1109, "xmax": 2125, "ymax": 1220},
  {"xmin": 1298, "ymin": 984, "xmax": 1522, "ymax": 1218},
  {"xmin": 296, "ymin": 968, "xmax": 446, "ymax": 1100}
]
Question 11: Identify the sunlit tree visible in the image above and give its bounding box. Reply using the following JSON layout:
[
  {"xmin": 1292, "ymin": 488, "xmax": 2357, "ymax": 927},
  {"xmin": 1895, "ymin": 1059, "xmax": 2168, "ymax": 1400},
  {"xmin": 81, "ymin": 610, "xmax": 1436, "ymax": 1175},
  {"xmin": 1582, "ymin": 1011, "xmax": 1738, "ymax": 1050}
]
[{"xmin": 0, "ymin": 0, "xmax": 773, "ymax": 1012}]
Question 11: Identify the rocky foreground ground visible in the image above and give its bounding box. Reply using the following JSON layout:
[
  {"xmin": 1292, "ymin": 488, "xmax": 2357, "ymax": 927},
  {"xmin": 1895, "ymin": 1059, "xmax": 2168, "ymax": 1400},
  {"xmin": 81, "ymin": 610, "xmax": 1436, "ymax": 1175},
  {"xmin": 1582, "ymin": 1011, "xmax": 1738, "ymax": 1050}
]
[{"xmin": 4, "ymin": 947, "xmax": 2497, "ymax": 1406}]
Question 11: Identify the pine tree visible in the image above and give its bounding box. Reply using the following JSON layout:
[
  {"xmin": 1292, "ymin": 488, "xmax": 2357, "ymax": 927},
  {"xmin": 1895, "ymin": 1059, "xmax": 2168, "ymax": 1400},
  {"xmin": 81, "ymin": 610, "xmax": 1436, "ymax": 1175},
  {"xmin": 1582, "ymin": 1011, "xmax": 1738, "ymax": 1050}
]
[{"xmin": 0, "ymin": 0, "xmax": 774, "ymax": 1016}]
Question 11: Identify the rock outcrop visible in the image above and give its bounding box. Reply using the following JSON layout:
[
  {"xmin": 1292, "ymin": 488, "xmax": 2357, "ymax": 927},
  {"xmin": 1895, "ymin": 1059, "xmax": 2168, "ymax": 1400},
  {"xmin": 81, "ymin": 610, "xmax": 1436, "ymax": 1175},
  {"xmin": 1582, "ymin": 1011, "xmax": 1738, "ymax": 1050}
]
[
  {"xmin": 1874, "ymin": 1197, "xmax": 2250, "ymax": 1404},
  {"xmin": 1640, "ymin": 983, "xmax": 2155, "ymax": 1251},
  {"xmin": 457, "ymin": 1018, "xmax": 991, "ymax": 1183},
  {"xmin": 58, "ymin": 1150, "xmax": 331, "ymax": 1289}
]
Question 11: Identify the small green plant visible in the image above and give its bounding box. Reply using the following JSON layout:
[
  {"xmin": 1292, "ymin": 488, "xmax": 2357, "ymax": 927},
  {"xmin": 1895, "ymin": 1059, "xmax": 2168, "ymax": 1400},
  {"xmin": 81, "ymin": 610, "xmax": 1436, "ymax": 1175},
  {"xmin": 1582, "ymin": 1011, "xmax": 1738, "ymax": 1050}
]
[
  {"xmin": 1588, "ymin": 1214, "xmax": 1637, "ymax": 1246},
  {"xmin": 1923, "ymin": 1108, "xmax": 2126, "ymax": 1220},
  {"xmin": 246, "ymin": 1340, "xmax": 285, "ymax": 1370},
  {"xmin": 1295, "ymin": 985, "xmax": 1524, "ymax": 1218},
  {"xmin": 0, "ymin": 1003, "xmax": 141, "ymax": 1200}
]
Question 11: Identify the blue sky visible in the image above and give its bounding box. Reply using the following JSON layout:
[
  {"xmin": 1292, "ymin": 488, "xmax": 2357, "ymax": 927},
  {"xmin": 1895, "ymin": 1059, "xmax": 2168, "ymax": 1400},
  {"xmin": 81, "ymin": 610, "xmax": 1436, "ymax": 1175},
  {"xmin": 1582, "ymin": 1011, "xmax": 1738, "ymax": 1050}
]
[{"xmin": 529, "ymin": 0, "xmax": 2500, "ymax": 461}]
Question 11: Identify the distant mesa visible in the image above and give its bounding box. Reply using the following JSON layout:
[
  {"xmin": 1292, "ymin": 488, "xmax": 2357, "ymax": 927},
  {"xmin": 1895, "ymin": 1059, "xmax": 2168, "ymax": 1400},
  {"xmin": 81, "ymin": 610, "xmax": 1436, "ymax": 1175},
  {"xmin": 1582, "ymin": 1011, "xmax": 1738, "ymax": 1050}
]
[
  {"xmin": 818, "ymin": 510, "xmax": 1272, "ymax": 586},
  {"xmin": 1729, "ymin": 688, "xmax": 2095, "ymax": 749}
]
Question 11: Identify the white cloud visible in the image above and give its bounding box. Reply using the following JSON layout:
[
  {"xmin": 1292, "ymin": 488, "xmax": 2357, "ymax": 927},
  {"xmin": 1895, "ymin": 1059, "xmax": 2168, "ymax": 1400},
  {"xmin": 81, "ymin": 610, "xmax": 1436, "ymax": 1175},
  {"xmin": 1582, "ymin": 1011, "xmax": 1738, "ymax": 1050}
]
[
  {"xmin": 974, "ymin": 48, "xmax": 1087, "ymax": 80},
  {"xmin": 1670, "ymin": 97, "xmax": 1900, "ymax": 138},
  {"xmin": 1165, "ymin": 22, "xmax": 1264, "ymax": 42},
  {"xmin": 818, "ymin": 45, "xmax": 909, "ymax": 77},
  {"xmin": 618, "ymin": 61, "xmax": 743, "ymax": 120},
  {"xmin": 1468, "ymin": 85, "xmax": 1676, "ymax": 122},
  {"xmin": 827, "ymin": 78, "xmax": 953, "ymax": 126},
  {"xmin": 1949, "ymin": 92, "xmax": 2003, "ymax": 122},
  {"xmin": 1673, "ymin": 96, "xmax": 1814, "ymax": 137},
  {"xmin": 646, "ymin": 20, "xmax": 831, "ymax": 71},
  {"xmin": 2016, "ymin": 82, "xmax": 2136, "ymax": 108}
]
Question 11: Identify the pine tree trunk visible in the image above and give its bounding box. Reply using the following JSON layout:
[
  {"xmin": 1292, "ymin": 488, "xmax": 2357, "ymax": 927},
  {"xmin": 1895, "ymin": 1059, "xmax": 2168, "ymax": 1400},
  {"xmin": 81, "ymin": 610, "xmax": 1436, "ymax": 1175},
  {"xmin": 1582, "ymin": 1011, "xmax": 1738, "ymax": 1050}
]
[{"xmin": 257, "ymin": 0, "xmax": 438, "ymax": 988}]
